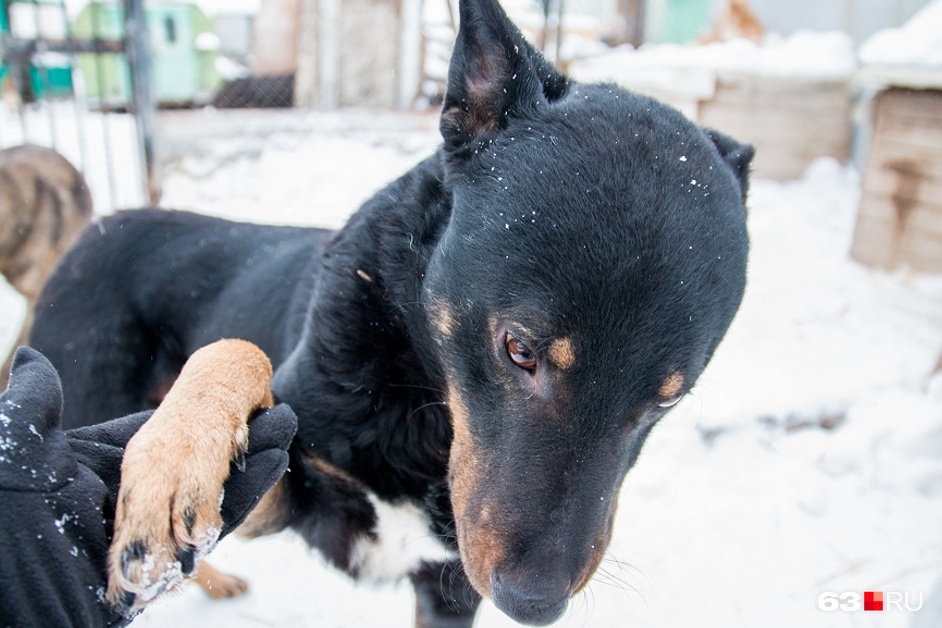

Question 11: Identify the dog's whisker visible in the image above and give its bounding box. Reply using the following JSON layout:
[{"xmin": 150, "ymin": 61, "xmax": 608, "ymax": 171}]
[
  {"xmin": 386, "ymin": 382, "xmax": 446, "ymax": 395},
  {"xmin": 578, "ymin": 585, "xmax": 596, "ymax": 628},
  {"xmin": 592, "ymin": 568, "xmax": 634, "ymax": 592},
  {"xmin": 407, "ymin": 401, "xmax": 448, "ymax": 420},
  {"xmin": 594, "ymin": 555, "xmax": 651, "ymax": 607},
  {"xmin": 595, "ymin": 560, "xmax": 640, "ymax": 588},
  {"xmin": 601, "ymin": 554, "xmax": 642, "ymax": 573},
  {"xmin": 436, "ymin": 562, "xmax": 462, "ymax": 613},
  {"xmin": 402, "ymin": 533, "xmax": 450, "ymax": 550}
]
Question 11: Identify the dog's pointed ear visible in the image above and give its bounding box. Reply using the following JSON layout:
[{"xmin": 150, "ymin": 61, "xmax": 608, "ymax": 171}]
[
  {"xmin": 705, "ymin": 128, "xmax": 755, "ymax": 203},
  {"xmin": 440, "ymin": 0, "xmax": 567, "ymax": 154}
]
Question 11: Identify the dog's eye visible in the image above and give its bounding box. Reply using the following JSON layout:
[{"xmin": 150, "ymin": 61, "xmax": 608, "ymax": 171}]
[
  {"xmin": 657, "ymin": 396, "xmax": 683, "ymax": 409},
  {"xmin": 505, "ymin": 336, "xmax": 537, "ymax": 371}
]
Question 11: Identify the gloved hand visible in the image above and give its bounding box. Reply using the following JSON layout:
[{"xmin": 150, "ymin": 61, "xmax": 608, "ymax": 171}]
[{"xmin": 0, "ymin": 348, "xmax": 296, "ymax": 628}]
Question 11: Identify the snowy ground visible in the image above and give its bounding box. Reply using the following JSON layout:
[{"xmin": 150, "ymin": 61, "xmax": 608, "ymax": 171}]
[{"xmin": 2, "ymin": 110, "xmax": 942, "ymax": 627}]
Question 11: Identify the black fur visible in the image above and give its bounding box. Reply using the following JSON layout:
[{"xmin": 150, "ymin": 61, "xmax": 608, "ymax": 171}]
[{"xmin": 30, "ymin": 0, "xmax": 752, "ymax": 625}]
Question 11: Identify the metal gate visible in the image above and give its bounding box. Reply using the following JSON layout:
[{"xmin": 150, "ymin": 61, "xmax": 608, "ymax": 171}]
[{"xmin": 0, "ymin": 0, "xmax": 158, "ymax": 212}]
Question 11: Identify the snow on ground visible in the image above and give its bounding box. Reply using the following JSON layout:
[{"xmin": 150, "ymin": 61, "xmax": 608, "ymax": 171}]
[
  {"xmin": 3, "ymin": 110, "xmax": 942, "ymax": 627},
  {"xmin": 157, "ymin": 109, "xmax": 442, "ymax": 230}
]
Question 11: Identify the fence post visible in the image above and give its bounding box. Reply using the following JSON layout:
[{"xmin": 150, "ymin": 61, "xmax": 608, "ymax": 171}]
[
  {"xmin": 124, "ymin": 0, "xmax": 161, "ymax": 206},
  {"xmin": 397, "ymin": 0, "xmax": 422, "ymax": 109}
]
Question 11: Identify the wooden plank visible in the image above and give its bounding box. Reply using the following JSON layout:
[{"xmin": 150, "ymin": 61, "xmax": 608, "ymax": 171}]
[
  {"xmin": 754, "ymin": 137, "xmax": 849, "ymax": 160},
  {"xmin": 695, "ymin": 76, "xmax": 854, "ymax": 181},
  {"xmin": 854, "ymin": 88, "xmax": 942, "ymax": 272},
  {"xmin": 699, "ymin": 106, "xmax": 852, "ymax": 141},
  {"xmin": 875, "ymin": 103, "xmax": 942, "ymax": 129},
  {"xmin": 749, "ymin": 144, "xmax": 849, "ymax": 180},
  {"xmin": 856, "ymin": 193, "xmax": 942, "ymax": 234},
  {"xmin": 876, "ymin": 88, "xmax": 942, "ymax": 121},
  {"xmin": 852, "ymin": 194, "xmax": 904, "ymax": 269},
  {"xmin": 711, "ymin": 77, "xmax": 850, "ymax": 110},
  {"xmin": 906, "ymin": 208, "xmax": 942, "ymax": 237},
  {"xmin": 872, "ymin": 116, "xmax": 942, "ymax": 155},
  {"xmin": 855, "ymin": 193, "xmax": 900, "ymax": 228},
  {"xmin": 863, "ymin": 164, "xmax": 942, "ymax": 206},
  {"xmin": 852, "ymin": 192, "xmax": 942, "ymax": 272},
  {"xmin": 708, "ymin": 89, "xmax": 851, "ymax": 111},
  {"xmin": 708, "ymin": 90, "xmax": 851, "ymax": 112},
  {"xmin": 338, "ymin": 0, "xmax": 400, "ymax": 107},
  {"xmin": 699, "ymin": 122, "xmax": 851, "ymax": 156},
  {"xmin": 898, "ymin": 237, "xmax": 942, "ymax": 273},
  {"xmin": 866, "ymin": 139, "xmax": 942, "ymax": 184},
  {"xmin": 851, "ymin": 210, "xmax": 899, "ymax": 269}
]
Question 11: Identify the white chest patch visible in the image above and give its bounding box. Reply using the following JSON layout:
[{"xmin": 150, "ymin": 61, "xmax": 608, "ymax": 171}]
[{"xmin": 349, "ymin": 493, "xmax": 456, "ymax": 582}]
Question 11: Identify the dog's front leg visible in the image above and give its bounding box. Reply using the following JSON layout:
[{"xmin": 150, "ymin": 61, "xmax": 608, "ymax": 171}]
[
  {"xmin": 411, "ymin": 558, "xmax": 482, "ymax": 628},
  {"xmin": 106, "ymin": 339, "xmax": 275, "ymax": 609}
]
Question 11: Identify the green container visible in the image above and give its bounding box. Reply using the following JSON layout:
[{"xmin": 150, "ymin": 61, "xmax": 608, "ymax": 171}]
[
  {"xmin": 645, "ymin": 0, "xmax": 712, "ymax": 44},
  {"xmin": 73, "ymin": 1, "xmax": 219, "ymax": 108},
  {"xmin": 29, "ymin": 64, "xmax": 75, "ymax": 98},
  {"xmin": 0, "ymin": 0, "xmax": 76, "ymax": 99}
]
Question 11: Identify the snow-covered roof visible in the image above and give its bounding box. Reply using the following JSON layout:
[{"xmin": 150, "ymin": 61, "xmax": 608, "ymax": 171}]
[
  {"xmin": 569, "ymin": 31, "xmax": 856, "ymax": 104},
  {"xmin": 858, "ymin": 0, "xmax": 942, "ymax": 89}
]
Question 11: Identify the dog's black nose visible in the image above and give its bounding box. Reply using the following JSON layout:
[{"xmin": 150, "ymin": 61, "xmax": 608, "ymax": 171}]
[{"xmin": 490, "ymin": 571, "xmax": 570, "ymax": 626}]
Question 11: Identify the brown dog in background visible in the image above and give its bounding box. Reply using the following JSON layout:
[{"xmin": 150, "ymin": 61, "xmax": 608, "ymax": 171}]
[{"xmin": 0, "ymin": 144, "xmax": 93, "ymax": 389}]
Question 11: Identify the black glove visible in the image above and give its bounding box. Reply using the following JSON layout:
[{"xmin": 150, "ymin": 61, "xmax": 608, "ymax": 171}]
[{"xmin": 0, "ymin": 348, "xmax": 297, "ymax": 628}]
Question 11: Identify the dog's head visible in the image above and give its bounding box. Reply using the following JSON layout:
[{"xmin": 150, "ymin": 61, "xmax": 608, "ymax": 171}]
[{"xmin": 423, "ymin": 0, "xmax": 752, "ymax": 624}]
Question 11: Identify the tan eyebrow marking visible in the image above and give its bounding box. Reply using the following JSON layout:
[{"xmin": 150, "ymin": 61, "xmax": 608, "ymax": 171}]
[
  {"xmin": 659, "ymin": 372, "xmax": 685, "ymax": 399},
  {"xmin": 548, "ymin": 337, "xmax": 575, "ymax": 370}
]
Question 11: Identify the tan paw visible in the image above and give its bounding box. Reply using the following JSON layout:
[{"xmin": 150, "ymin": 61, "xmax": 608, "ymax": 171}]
[
  {"xmin": 106, "ymin": 339, "xmax": 273, "ymax": 610},
  {"xmin": 196, "ymin": 561, "xmax": 250, "ymax": 599},
  {"xmin": 106, "ymin": 417, "xmax": 240, "ymax": 608}
]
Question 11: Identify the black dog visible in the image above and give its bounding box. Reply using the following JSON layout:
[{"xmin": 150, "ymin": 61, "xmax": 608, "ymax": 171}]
[{"xmin": 30, "ymin": 0, "xmax": 752, "ymax": 624}]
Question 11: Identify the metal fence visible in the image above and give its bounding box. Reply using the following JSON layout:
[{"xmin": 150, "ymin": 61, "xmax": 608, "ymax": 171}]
[
  {"xmin": 0, "ymin": 0, "xmax": 792, "ymax": 217},
  {"xmin": 0, "ymin": 0, "xmax": 157, "ymax": 212}
]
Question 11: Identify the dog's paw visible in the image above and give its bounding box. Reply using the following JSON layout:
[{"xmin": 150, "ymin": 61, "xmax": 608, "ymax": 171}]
[
  {"xmin": 104, "ymin": 339, "xmax": 274, "ymax": 611},
  {"xmin": 106, "ymin": 414, "xmax": 245, "ymax": 609},
  {"xmin": 195, "ymin": 562, "xmax": 250, "ymax": 599}
]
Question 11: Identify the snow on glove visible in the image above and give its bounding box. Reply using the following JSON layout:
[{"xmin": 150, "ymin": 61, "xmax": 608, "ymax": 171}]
[{"xmin": 0, "ymin": 347, "xmax": 297, "ymax": 628}]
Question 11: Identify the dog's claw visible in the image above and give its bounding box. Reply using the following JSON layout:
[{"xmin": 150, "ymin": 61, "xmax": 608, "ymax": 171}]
[
  {"xmin": 119, "ymin": 590, "xmax": 137, "ymax": 612},
  {"xmin": 179, "ymin": 545, "xmax": 196, "ymax": 576},
  {"xmin": 106, "ymin": 446, "xmax": 228, "ymax": 610},
  {"xmin": 110, "ymin": 540, "xmax": 183, "ymax": 608},
  {"xmin": 120, "ymin": 540, "xmax": 148, "ymax": 573}
]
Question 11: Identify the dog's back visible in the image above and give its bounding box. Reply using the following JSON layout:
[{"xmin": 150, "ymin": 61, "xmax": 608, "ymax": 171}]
[
  {"xmin": 30, "ymin": 208, "xmax": 329, "ymax": 427},
  {"xmin": 0, "ymin": 144, "xmax": 93, "ymax": 387}
]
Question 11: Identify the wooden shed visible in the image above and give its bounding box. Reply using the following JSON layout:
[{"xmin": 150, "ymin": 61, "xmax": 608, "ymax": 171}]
[
  {"xmin": 698, "ymin": 74, "xmax": 853, "ymax": 181},
  {"xmin": 850, "ymin": 88, "xmax": 942, "ymax": 272}
]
